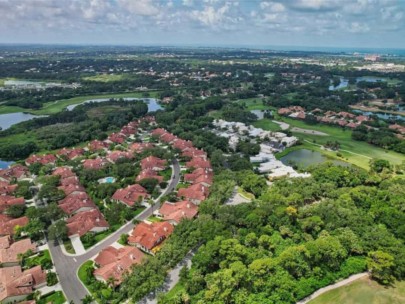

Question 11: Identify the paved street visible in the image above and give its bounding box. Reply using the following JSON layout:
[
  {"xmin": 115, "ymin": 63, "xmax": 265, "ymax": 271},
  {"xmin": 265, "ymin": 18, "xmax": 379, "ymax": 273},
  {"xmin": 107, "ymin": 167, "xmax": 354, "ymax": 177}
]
[{"xmin": 48, "ymin": 159, "xmax": 180, "ymax": 303}]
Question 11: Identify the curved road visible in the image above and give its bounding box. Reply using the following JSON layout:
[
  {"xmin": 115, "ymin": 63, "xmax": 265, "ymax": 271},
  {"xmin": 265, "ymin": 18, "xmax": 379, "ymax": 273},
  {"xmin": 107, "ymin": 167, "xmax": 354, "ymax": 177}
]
[{"xmin": 48, "ymin": 159, "xmax": 180, "ymax": 304}]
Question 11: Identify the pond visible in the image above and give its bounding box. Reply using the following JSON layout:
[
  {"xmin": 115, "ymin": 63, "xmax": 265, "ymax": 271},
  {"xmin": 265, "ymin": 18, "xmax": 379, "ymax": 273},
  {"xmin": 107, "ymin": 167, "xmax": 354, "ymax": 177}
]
[
  {"xmin": 329, "ymin": 76, "xmax": 389, "ymax": 91},
  {"xmin": 66, "ymin": 98, "xmax": 162, "ymax": 112},
  {"xmin": 0, "ymin": 160, "xmax": 14, "ymax": 169},
  {"xmin": 0, "ymin": 112, "xmax": 47, "ymax": 130},
  {"xmin": 353, "ymin": 109, "xmax": 405, "ymax": 122},
  {"xmin": 280, "ymin": 149, "xmax": 349, "ymax": 168}
]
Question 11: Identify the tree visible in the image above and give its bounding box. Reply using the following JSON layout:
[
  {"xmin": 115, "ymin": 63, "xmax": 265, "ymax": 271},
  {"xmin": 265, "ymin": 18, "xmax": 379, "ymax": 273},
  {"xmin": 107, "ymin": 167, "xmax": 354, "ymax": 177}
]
[
  {"xmin": 139, "ymin": 178, "xmax": 159, "ymax": 193},
  {"xmin": 21, "ymin": 218, "xmax": 45, "ymax": 241},
  {"xmin": 46, "ymin": 272, "xmax": 58, "ymax": 286},
  {"xmin": 81, "ymin": 295, "xmax": 94, "ymax": 304},
  {"xmin": 6, "ymin": 204, "xmax": 26, "ymax": 218},
  {"xmin": 370, "ymin": 159, "xmax": 392, "ymax": 173},
  {"xmin": 48, "ymin": 220, "xmax": 68, "ymax": 241},
  {"xmin": 367, "ymin": 250, "xmax": 395, "ymax": 285}
]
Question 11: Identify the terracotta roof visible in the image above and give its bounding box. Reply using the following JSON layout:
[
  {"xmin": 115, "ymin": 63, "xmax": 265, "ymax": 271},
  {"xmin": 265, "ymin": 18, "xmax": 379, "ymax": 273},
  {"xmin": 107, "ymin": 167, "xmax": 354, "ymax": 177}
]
[
  {"xmin": 172, "ymin": 139, "xmax": 194, "ymax": 151},
  {"xmin": 140, "ymin": 156, "xmax": 166, "ymax": 171},
  {"xmin": 52, "ymin": 167, "xmax": 75, "ymax": 179},
  {"xmin": 0, "ymin": 196, "xmax": 25, "ymax": 213},
  {"xmin": 107, "ymin": 132, "xmax": 127, "ymax": 144},
  {"xmin": 0, "ymin": 165, "xmax": 29, "ymax": 182},
  {"xmin": 120, "ymin": 125, "xmax": 137, "ymax": 136},
  {"xmin": 0, "ymin": 181, "xmax": 18, "ymax": 196},
  {"xmin": 25, "ymin": 154, "xmax": 56, "ymax": 166},
  {"xmin": 136, "ymin": 169, "xmax": 163, "ymax": 183},
  {"xmin": 58, "ymin": 195, "xmax": 96, "ymax": 216},
  {"xmin": 57, "ymin": 148, "xmax": 85, "ymax": 160},
  {"xmin": 60, "ymin": 176, "xmax": 80, "ymax": 187},
  {"xmin": 128, "ymin": 221, "xmax": 173, "ymax": 250},
  {"xmin": 58, "ymin": 184, "xmax": 86, "ymax": 196},
  {"xmin": 0, "ymin": 237, "xmax": 36, "ymax": 265},
  {"xmin": 177, "ymin": 183, "xmax": 209, "ymax": 203},
  {"xmin": 129, "ymin": 142, "xmax": 154, "ymax": 153},
  {"xmin": 107, "ymin": 151, "xmax": 133, "ymax": 163},
  {"xmin": 181, "ymin": 147, "xmax": 207, "ymax": 160},
  {"xmin": 66, "ymin": 209, "xmax": 109, "ymax": 237},
  {"xmin": 88, "ymin": 140, "xmax": 109, "ymax": 152},
  {"xmin": 82, "ymin": 158, "xmax": 107, "ymax": 170},
  {"xmin": 184, "ymin": 168, "xmax": 213, "ymax": 185},
  {"xmin": 151, "ymin": 128, "xmax": 167, "ymax": 137},
  {"xmin": 160, "ymin": 133, "xmax": 177, "ymax": 144},
  {"xmin": 0, "ymin": 215, "xmax": 29, "ymax": 236},
  {"xmin": 112, "ymin": 184, "xmax": 149, "ymax": 207},
  {"xmin": 158, "ymin": 201, "xmax": 198, "ymax": 224},
  {"xmin": 186, "ymin": 158, "xmax": 212, "ymax": 170},
  {"xmin": 0, "ymin": 265, "xmax": 46, "ymax": 302},
  {"xmin": 94, "ymin": 246, "xmax": 144, "ymax": 285}
]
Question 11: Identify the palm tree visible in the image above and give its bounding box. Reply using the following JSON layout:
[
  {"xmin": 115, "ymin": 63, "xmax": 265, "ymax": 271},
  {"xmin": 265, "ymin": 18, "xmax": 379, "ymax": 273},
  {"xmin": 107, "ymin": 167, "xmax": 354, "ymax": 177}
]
[
  {"xmin": 106, "ymin": 276, "xmax": 117, "ymax": 288},
  {"xmin": 81, "ymin": 295, "xmax": 94, "ymax": 304}
]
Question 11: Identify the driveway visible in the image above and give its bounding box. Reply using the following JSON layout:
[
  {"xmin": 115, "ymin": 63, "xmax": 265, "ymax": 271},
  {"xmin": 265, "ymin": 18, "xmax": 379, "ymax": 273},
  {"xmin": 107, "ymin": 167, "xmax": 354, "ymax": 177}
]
[
  {"xmin": 70, "ymin": 236, "xmax": 86, "ymax": 255},
  {"xmin": 48, "ymin": 159, "xmax": 180, "ymax": 303}
]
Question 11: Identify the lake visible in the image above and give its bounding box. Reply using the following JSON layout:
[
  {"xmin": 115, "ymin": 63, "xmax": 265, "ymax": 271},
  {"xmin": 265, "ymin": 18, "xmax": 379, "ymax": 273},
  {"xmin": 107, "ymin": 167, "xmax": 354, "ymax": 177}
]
[
  {"xmin": 0, "ymin": 112, "xmax": 47, "ymax": 130},
  {"xmin": 280, "ymin": 149, "xmax": 349, "ymax": 168},
  {"xmin": 0, "ymin": 98, "xmax": 162, "ymax": 131},
  {"xmin": 66, "ymin": 98, "xmax": 162, "ymax": 112},
  {"xmin": 329, "ymin": 76, "xmax": 389, "ymax": 91},
  {"xmin": 353, "ymin": 109, "xmax": 405, "ymax": 121},
  {"xmin": 0, "ymin": 160, "xmax": 14, "ymax": 169}
]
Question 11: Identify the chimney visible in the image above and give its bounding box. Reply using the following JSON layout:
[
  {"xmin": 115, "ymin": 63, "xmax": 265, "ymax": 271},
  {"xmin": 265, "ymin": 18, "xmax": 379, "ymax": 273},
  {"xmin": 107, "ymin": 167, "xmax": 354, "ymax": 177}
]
[
  {"xmin": 187, "ymin": 203, "xmax": 190, "ymax": 208},
  {"xmin": 163, "ymin": 226, "xmax": 168, "ymax": 232}
]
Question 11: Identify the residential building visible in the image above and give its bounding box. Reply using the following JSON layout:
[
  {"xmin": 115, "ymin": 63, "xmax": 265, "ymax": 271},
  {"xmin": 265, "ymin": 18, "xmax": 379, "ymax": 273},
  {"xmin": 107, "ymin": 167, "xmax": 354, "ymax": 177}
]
[
  {"xmin": 155, "ymin": 201, "xmax": 198, "ymax": 225},
  {"xmin": 0, "ymin": 236, "xmax": 36, "ymax": 267},
  {"xmin": 112, "ymin": 184, "xmax": 149, "ymax": 207},
  {"xmin": 66, "ymin": 209, "xmax": 109, "ymax": 238}
]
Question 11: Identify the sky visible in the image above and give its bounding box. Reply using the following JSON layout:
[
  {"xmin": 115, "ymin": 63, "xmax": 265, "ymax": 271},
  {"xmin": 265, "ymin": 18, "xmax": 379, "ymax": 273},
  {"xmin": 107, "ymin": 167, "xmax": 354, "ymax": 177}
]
[{"xmin": 1, "ymin": 0, "xmax": 405, "ymax": 49}]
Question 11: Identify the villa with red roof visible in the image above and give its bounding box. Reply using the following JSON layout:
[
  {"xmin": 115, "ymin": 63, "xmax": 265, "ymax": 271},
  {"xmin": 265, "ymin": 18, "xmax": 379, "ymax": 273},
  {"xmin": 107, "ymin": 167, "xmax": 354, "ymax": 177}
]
[
  {"xmin": 107, "ymin": 151, "xmax": 133, "ymax": 163},
  {"xmin": 66, "ymin": 209, "xmax": 109, "ymax": 238},
  {"xmin": 129, "ymin": 142, "xmax": 154, "ymax": 153},
  {"xmin": 58, "ymin": 193, "xmax": 96, "ymax": 216},
  {"xmin": 57, "ymin": 147, "xmax": 85, "ymax": 160},
  {"xmin": 107, "ymin": 132, "xmax": 127, "ymax": 144},
  {"xmin": 155, "ymin": 201, "xmax": 198, "ymax": 225},
  {"xmin": 58, "ymin": 184, "xmax": 86, "ymax": 196},
  {"xmin": 181, "ymin": 148, "xmax": 207, "ymax": 160},
  {"xmin": 0, "ymin": 215, "xmax": 29, "ymax": 236},
  {"xmin": 120, "ymin": 125, "xmax": 137, "ymax": 136},
  {"xmin": 0, "ymin": 165, "xmax": 29, "ymax": 182},
  {"xmin": 88, "ymin": 140, "xmax": 109, "ymax": 152},
  {"xmin": 160, "ymin": 133, "xmax": 177, "ymax": 144},
  {"xmin": 93, "ymin": 246, "xmax": 145, "ymax": 285},
  {"xmin": 0, "ymin": 181, "xmax": 18, "ymax": 195},
  {"xmin": 0, "ymin": 196, "xmax": 25, "ymax": 214},
  {"xmin": 128, "ymin": 221, "xmax": 174, "ymax": 254},
  {"xmin": 0, "ymin": 236, "xmax": 36, "ymax": 267},
  {"xmin": 60, "ymin": 175, "xmax": 80, "ymax": 187},
  {"xmin": 177, "ymin": 183, "xmax": 209, "ymax": 205},
  {"xmin": 25, "ymin": 154, "xmax": 57, "ymax": 166},
  {"xmin": 82, "ymin": 158, "xmax": 108, "ymax": 170},
  {"xmin": 172, "ymin": 139, "xmax": 194, "ymax": 151},
  {"xmin": 184, "ymin": 168, "xmax": 213, "ymax": 186},
  {"xmin": 112, "ymin": 184, "xmax": 149, "ymax": 207},
  {"xmin": 151, "ymin": 128, "xmax": 167, "ymax": 137},
  {"xmin": 136, "ymin": 169, "xmax": 163, "ymax": 183},
  {"xmin": 186, "ymin": 158, "xmax": 212, "ymax": 170},
  {"xmin": 140, "ymin": 156, "xmax": 166, "ymax": 171},
  {"xmin": 0, "ymin": 265, "xmax": 46, "ymax": 303},
  {"xmin": 52, "ymin": 167, "xmax": 75, "ymax": 179}
]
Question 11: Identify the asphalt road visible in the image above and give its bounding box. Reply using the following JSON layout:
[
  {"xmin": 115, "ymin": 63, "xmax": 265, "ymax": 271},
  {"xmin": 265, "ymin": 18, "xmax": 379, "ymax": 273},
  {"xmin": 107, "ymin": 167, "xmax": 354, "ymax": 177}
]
[{"xmin": 48, "ymin": 159, "xmax": 180, "ymax": 303}]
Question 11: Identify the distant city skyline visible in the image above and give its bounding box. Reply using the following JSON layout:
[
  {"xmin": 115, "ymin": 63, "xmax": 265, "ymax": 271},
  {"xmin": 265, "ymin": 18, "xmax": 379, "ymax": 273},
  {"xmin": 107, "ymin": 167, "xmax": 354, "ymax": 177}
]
[{"xmin": 1, "ymin": 0, "xmax": 405, "ymax": 49}]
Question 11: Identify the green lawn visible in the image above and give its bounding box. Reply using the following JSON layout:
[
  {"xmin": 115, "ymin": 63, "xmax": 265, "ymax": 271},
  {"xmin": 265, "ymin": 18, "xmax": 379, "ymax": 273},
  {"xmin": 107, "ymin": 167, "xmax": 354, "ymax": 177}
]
[
  {"xmin": 160, "ymin": 168, "xmax": 173, "ymax": 181},
  {"xmin": 83, "ymin": 74, "xmax": 125, "ymax": 82},
  {"xmin": 0, "ymin": 91, "xmax": 160, "ymax": 115},
  {"xmin": 147, "ymin": 216, "xmax": 163, "ymax": 223},
  {"xmin": 24, "ymin": 250, "xmax": 52, "ymax": 268},
  {"xmin": 234, "ymin": 98, "xmax": 275, "ymax": 111},
  {"xmin": 309, "ymin": 277, "xmax": 405, "ymax": 304},
  {"xmin": 237, "ymin": 186, "xmax": 255, "ymax": 200},
  {"xmin": 78, "ymin": 260, "xmax": 94, "ymax": 285},
  {"xmin": 257, "ymin": 117, "xmax": 405, "ymax": 169},
  {"xmin": 37, "ymin": 291, "xmax": 66, "ymax": 304},
  {"xmin": 252, "ymin": 118, "xmax": 282, "ymax": 132},
  {"xmin": 63, "ymin": 239, "xmax": 76, "ymax": 254}
]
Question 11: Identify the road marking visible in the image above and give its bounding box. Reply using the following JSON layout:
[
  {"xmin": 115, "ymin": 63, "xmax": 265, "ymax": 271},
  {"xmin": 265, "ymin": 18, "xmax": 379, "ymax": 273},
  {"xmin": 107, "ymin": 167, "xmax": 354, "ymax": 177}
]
[{"xmin": 73, "ymin": 258, "xmax": 77, "ymax": 262}]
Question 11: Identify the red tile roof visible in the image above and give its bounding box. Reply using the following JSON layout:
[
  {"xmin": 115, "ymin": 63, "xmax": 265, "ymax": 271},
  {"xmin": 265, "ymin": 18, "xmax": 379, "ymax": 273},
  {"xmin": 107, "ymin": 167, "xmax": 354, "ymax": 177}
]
[
  {"xmin": 184, "ymin": 168, "xmax": 213, "ymax": 185},
  {"xmin": 25, "ymin": 154, "xmax": 57, "ymax": 166},
  {"xmin": 107, "ymin": 151, "xmax": 133, "ymax": 163},
  {"xmin": 172, "ymin": 139, "xmax": 194, "ymax": 151},
  {"xmin": 129, "ymin": 142, "xmax": 154, "ymax": 153},
  {"xmin": 186, "ymin": 158, "xmax": 212, "ymax": 170},
  {"xmin": 112, "ymin": 184, "xmax": 149, "ymax": 207},
  {"xmin": 0, "ymin": 236, "xmax": 36, "ymax": 265},
  {"xmin": 88, "ymin": 140, "xmax": 109, "ymax": 152},
  {"xmin": 0, "ymin": 181, "xmax": 18, "ymax": 196},
  {"xmin": 83, "ymin": 158, "xmax": 107, "ymax": 170},
  {"xmin": 160, "ymin": 133, "xmax": 177, "ymax": 144},
  {"xmin": 58, "ymin": 184, "xmax": 86, "ymax": 196},
  {"xmin": 0, "ymin": 215, "xmax": 29, "ymax": 236},
  {"xmin": 0, "ymin": 196, "xmax": 25, "ymax": 213},
  {"xmin": 140, "ymin": 156, "xmax": 166, "ymax": 171},
  {"xmin": 107, "ymin": 132, "xmax": 127, "ymax": 144},
  {"xmin": 136, "ymin": 169, "xmax": 163, "ymax": 183},
  {"xmin": 128, "ymin": 221, "xmax": 174, "ymax": 250},
  {"xmin": 66, "ymin": 209, "xmax": 109, "ymax": 237},
  {"xmin": 57, "ymin": 148, "xmax": 85, "ymax": 160},
  {"xmin": 181, "ymin": 148, "xmax": 207, "ymax": 160},
  {"xmin": 177, "ymin": 183, "xmax": 209, "ymax": 203},
  {"xmin": 0, "ymin": 265, "xmax": 46, "ymax": 302},
  {"xmin": 151, "ymin": 128, "xmax": 167, "ymax": 137},
  {"xmin": 158, "ymin": 201, "xmax": 198, "ymax": 224},
  {"xmin": 94, "ymin": 246, "xmax": 144, "ymax": 285},
  {"xmin": 0, "ymin": 165, "xmax": 29, "ymax": 182},
  {"xmin": 52, "ymin": 167, "xmax": 75, "ymax": 179},
  {"xmin": 58, "ymin": 193, "xmax": 96, "ymax": 216},
  {"xmin": 60, "ymin": 176, "xmax": 80, "ymax": 187}
]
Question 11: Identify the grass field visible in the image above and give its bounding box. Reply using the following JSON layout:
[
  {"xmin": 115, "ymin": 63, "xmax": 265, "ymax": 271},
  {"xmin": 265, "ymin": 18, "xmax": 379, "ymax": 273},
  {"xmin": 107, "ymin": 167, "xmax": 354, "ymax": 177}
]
[
  {"xmin": 38, "ymin": 291, "xmax": 66, "ymax": 304},
  {"xmin": 83, "ymin": 74, "xmax": 125, "ymax": 82},
  {"xmin": 0, "ymin": 91, "xmax": 160, "ymax": 115},
  {"xmin": 256, "ymin": 117, "xmax": 405, "ymax": 169},
  {"xmin": 234, "ymin": 98, "xmax": 275, "ymax": 111},
  {"xmin": 253, "ymin": 118, "xmax": 282, "ymax": 132},
  {"xmin": 309, "ymin": 277, "xmax": 405, "ymax": 304}
]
